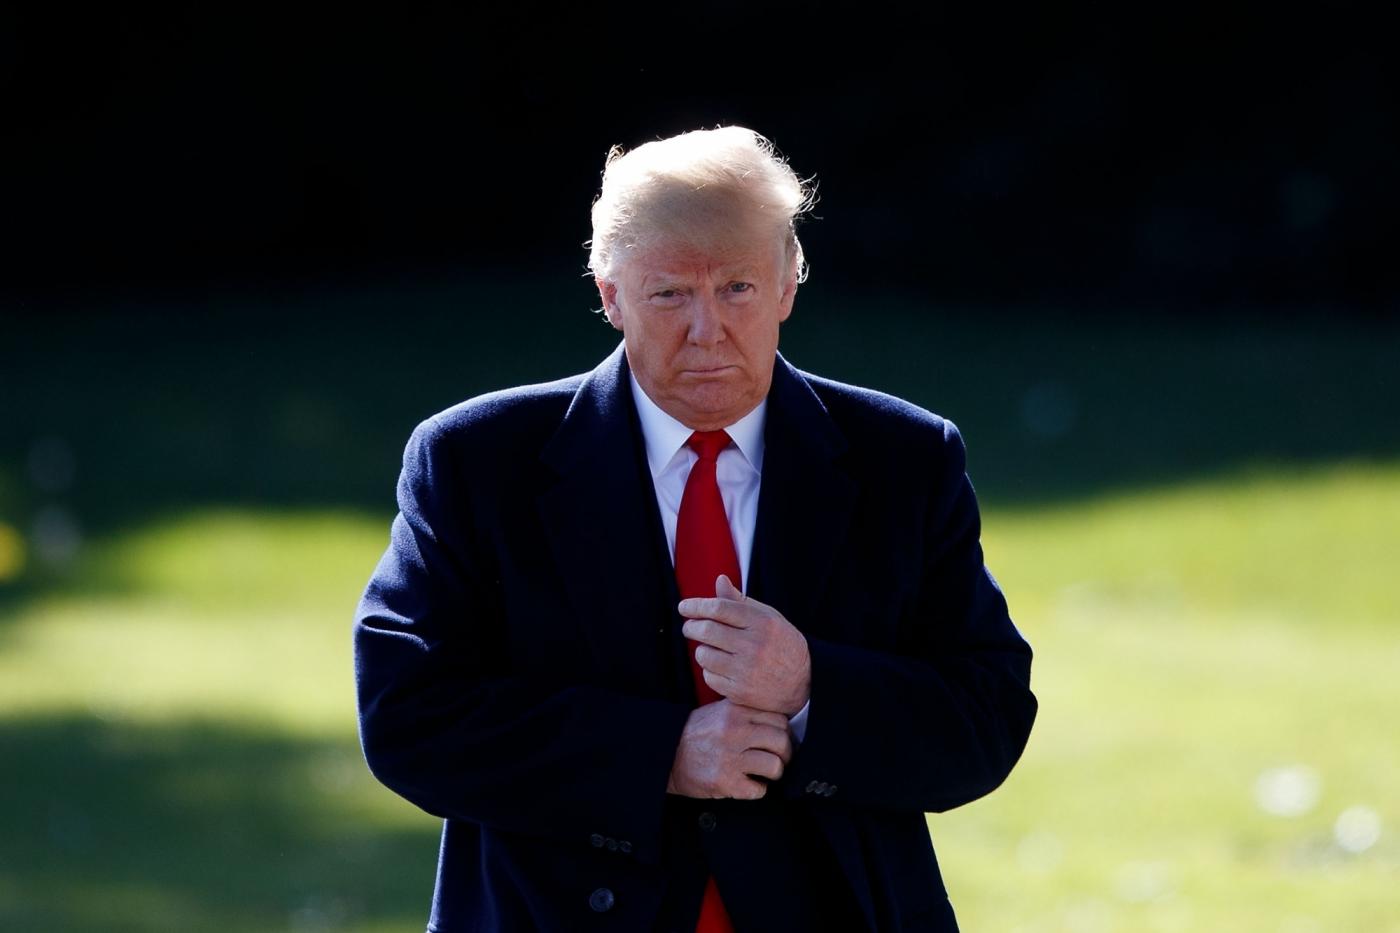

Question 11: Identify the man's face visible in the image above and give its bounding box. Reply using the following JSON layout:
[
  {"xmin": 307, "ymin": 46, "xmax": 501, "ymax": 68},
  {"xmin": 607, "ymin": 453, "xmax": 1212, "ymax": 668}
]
[{"xmin": 598, "ymin": 233, "xmax": 797, "ymax": 431}]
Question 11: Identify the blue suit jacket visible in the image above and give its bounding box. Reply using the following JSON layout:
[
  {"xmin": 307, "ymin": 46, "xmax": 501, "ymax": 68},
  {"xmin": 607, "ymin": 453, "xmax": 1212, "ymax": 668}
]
[{"xmin": 354, "ymin": 343, "xmax": 1036, "ymax": 932}]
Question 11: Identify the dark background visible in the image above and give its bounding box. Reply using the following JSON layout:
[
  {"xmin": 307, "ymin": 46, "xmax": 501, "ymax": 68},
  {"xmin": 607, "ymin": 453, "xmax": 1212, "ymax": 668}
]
[
  {"xmin": 4, "ymin": 7, "xmax": 1397, "ymax": 310},
  {"xmin": 2, "ymin": 8, "xmax": 1397, "ymax": 555}
]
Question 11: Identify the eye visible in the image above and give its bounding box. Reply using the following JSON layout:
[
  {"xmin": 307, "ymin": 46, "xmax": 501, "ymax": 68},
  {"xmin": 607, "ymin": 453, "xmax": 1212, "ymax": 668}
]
[{"xmin": 728, "ymin": 282, "xmax": 754, "ymax": 294}]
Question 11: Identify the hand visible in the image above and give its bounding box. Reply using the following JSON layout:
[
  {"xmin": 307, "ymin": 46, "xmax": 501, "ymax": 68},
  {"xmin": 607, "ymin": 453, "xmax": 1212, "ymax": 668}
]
[
  {"xmin": 680, "ymin": 575, "xmax": 812, "ymax": 716},
  {"xmin": 667, "ymin": 699, "xmax": 794, "ymax": 799}
]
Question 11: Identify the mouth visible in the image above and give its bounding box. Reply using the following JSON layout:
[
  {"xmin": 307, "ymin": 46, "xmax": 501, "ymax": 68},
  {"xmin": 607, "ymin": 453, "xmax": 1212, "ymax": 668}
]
[{"xmin": 681, "ymin": 365, "xmax": 739, "ymax": 376}]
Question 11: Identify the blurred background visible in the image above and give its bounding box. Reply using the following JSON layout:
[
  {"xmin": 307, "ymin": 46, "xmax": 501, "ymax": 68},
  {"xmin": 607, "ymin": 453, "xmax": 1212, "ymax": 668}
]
[{"xmin": 2, "ymin": 8, "xmax": 1397, "ymax": 931}]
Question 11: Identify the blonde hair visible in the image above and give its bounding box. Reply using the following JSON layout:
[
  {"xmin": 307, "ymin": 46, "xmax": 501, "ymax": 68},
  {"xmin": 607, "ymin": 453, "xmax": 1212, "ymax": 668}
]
[{"xmin": 587, "ymin": 126, "xmax": 815, "ymax": 284}]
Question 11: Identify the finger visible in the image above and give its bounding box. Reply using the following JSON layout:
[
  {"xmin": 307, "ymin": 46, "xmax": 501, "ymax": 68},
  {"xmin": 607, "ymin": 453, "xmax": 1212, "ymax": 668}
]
[
  {"xmin": 730, "ymin": 775, "xmax": 770, "ymax": 800},
  {"xmin": 715, "ymin": 574, "xmax": 746, "ymax": 601},
  {"xmin": 739, "ymin": 748, "xmax": 785, "ymax": 781},
  {"xmin": 694, "ymin": 644, "xmax": 737, "ymax": 676},
  {"xmin": 719, "ymin": 576, "xmax": 776, "ymax": 616},
  {"xmin": 681, "ymin": 618, "xmax": 741, "ymax": 651},
  {"xmin": 677, "ymin": 596, "xmax": 754, "ymax": 627},
  {"xmin": 701, "ymin": 668, "xmax": 737, "ymax": 696},
  {"xmin": 736, "ymin": 706, "xmax": 791, "ymax": 731},
  {"xmin": 745, "ymin": 722, "xmax": 795, "ymax": 763}
]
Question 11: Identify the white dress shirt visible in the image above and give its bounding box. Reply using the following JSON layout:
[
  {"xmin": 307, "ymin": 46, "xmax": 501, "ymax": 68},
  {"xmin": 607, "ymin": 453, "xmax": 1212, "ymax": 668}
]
[{"xmin": 629, "ymin": 371, "xmax": 810, "ymax": 741}]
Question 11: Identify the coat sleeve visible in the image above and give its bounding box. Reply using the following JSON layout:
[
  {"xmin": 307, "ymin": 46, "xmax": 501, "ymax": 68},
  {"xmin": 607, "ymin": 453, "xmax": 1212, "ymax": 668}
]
[
  {"xmin": 780, "ymin": 420, "xmax": 1037, "ymax": 813},
  {"xmin": 352, "ymin": 417, "xmax": 692, "ymax": 864}
]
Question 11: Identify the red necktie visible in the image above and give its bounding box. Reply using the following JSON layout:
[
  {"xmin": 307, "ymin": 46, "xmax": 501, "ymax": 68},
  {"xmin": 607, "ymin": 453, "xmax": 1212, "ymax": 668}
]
[{"xmin": 674, "ymin": 429, "xmax": 740, "ymax": 933}]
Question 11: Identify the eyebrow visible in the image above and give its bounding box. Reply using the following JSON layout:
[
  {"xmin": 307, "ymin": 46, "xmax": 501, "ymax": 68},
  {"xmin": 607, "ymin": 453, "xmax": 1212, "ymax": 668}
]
[{"xmin": 640, "ymin": 266, "xmax": 762, "ymax": 290}]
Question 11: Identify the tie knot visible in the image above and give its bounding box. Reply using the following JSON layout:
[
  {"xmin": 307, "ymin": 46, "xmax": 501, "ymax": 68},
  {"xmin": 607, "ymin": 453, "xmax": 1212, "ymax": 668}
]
[{"xmin": 686, "ymin": 430, "xmax": 732, "ymax": 462}]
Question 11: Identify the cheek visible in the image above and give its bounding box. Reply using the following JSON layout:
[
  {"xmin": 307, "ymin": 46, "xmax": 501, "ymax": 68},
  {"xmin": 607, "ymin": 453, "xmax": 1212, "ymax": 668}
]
[
  {"xmin": 629, "ymin": 319, "xmax": 685, "ymax": 364},
  {"xmin": 659, "ymin": 318, "xmax": 694, "ymax": 348},
  {"xmin": 740, "ymin": 318, "xmax": 781, "ymax": 355}
]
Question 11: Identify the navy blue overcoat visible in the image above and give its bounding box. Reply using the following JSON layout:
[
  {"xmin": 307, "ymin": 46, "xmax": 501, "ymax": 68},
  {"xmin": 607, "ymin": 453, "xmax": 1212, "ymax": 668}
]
[{"xmin": 354, "ymin": 342, "xmax": 1037, "ymax": 932}]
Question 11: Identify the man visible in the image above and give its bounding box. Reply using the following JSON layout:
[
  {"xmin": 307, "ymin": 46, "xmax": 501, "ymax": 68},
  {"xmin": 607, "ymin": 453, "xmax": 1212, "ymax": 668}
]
[{"xmin": 354, "ymin": 127, "xmax": 1037, "ymax": 932}]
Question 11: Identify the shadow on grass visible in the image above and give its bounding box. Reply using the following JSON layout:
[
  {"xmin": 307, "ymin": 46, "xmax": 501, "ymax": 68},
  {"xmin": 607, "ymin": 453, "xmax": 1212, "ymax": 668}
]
[{"xmin": 0, "ymin": 713, "xmax": 440, "ymax": 933}]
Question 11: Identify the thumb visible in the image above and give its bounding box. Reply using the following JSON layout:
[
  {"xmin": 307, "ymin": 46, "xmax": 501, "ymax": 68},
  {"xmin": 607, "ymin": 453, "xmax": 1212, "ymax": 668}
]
[{"xmin": 715, "ymin": 574, "xmax": 744, "ymax": 600}]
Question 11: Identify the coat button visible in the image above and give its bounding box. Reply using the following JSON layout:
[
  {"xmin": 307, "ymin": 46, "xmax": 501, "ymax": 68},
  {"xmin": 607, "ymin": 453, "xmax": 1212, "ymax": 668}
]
[
  {"xmin": 619, "ymin": 840, "xmax": 633, "ymax": 854},
  {"xmin": 590, "ymin": 833, "xmax": 605, "ymax": 848},
  {"xmin": 605, "ymin": 837, "xmax": 618, "ymax": 851},
  {"xmin": 698, "ymin": 811, "xmax": 717, "ymax": 831},
  {"xmin": 589, "ymin": 887, "xmax": 615, "ymax": 912}
]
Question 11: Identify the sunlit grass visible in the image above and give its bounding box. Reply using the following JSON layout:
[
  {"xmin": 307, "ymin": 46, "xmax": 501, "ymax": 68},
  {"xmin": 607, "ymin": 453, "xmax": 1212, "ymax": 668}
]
[
  {"xmin": 0, "ymin": 510, "xmax": 385, "ymax": 734},
  {"xmin": 2, "ymin": 463, "xmax": 1398, "ymax": 930},
  {"xmin": 936, "ymin": 459, "xmax": 1400, "ymax": 932},
  {"xmin": 983, "ymin": 459, "xmax": 1400, "ymax": 629}
]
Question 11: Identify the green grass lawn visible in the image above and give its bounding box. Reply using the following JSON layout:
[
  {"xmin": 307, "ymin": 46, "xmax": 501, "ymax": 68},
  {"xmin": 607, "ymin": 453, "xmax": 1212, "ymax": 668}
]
[{"xmin": 2, "ymin": 461, "xmax": 1397, "ymax": 931}]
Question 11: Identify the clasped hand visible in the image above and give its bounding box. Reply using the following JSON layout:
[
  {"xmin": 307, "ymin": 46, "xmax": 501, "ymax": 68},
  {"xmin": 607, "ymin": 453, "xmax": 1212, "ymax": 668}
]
[{"xmin": 667, "ymin": 574, "xmax": 812, "ymax": 799}]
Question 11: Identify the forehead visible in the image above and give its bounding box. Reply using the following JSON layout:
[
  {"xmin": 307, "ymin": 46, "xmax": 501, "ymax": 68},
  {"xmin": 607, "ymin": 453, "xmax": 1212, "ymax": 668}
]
[{"xmin": 623, "ymin": 235, "xmax": 782, "ymax": 283}]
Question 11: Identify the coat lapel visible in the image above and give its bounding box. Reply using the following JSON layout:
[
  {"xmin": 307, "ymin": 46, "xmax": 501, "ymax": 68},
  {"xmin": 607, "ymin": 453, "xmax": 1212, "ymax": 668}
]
[
  {"xmin": 748, "ymin": 352, "xmax": 858, "ymax": 640},
  {"xmin": 537, "ymin": 342, "xmax": 683, "ymax": 701}
]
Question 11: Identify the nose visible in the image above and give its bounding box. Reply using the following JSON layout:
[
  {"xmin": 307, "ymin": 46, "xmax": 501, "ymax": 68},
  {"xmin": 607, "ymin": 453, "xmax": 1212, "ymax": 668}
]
[{"xmin": 686, "ymin": 292, "xmax": 725, "ymax": 347}]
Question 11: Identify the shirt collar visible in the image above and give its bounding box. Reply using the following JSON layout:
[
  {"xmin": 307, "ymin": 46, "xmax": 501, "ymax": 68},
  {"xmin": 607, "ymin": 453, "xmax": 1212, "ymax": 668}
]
[{"xmin": 629, "ymin": 370, "xmax": 766, "ymax": 477}]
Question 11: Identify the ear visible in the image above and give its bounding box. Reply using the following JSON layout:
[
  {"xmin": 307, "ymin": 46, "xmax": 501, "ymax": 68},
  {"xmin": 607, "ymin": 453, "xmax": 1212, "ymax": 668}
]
[
  {"xmin": 777, "ymin": 267, "xmax": 798, "ymax": 324},
  {"xmin": 597, "ymin": 277, "xmax": 623, "ymax": 331}
]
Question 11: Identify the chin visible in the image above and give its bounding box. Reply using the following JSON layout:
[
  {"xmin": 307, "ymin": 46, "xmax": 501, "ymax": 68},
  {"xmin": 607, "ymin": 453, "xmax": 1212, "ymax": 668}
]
[{"xmin": 679, "ymin": 391, "xmax": 754, "ymax": 425}]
